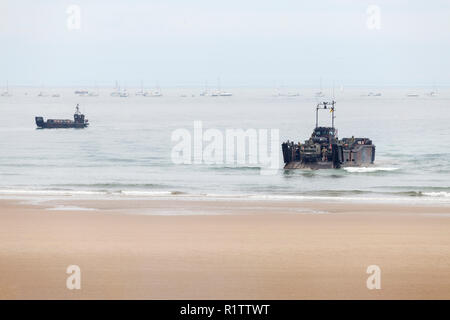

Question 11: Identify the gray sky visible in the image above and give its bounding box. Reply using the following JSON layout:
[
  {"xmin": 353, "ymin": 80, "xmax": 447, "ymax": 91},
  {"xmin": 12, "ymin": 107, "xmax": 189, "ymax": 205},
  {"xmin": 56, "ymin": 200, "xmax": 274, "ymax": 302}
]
[{"xmin": 1, "ymin": 0, "xmax": 450, "ymax": 87}]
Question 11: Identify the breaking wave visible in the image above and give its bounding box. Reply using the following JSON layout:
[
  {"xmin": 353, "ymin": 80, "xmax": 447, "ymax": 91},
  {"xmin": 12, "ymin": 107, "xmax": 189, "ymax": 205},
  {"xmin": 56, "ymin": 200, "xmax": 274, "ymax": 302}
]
[{"xmin": 422, "ymin": 192, "xmax": 450, "ymax": 198}]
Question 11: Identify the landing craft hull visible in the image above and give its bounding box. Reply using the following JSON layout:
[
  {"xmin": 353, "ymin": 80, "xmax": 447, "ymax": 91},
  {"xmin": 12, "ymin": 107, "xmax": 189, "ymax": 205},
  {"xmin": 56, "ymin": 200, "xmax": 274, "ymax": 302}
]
[
  {"xmin": 284, "ymin": 160, "xmax": 375, "ymax": 170},
  {"xmin": 284, "ymin": 161, "xmax": 334, "ymax": 169},
  {"xmin": 283, "ymin": 144, "xmax": 375, "ymax": 170},
  {"xmin": 36, "ymin": 123, "xmax": 88, "ymax": 129}
]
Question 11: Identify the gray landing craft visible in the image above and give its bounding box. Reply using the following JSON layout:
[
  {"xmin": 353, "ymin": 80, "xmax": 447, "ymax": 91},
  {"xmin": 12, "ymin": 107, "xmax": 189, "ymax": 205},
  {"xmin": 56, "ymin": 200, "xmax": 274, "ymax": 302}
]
[
  {"xmin": 35, "ymin": 104, "xmax": 89, "ymax": 129},
  {"xmin": 282, "ymin": 101, "xmax": 375, "ymax": 169}
]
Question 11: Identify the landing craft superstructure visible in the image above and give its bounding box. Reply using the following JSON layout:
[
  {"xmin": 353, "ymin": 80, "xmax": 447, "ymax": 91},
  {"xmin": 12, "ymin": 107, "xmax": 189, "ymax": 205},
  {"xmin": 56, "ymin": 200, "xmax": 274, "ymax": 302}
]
[{"xmin": 282, "ymin": 101, "xmax": 375, "ymax": 169}]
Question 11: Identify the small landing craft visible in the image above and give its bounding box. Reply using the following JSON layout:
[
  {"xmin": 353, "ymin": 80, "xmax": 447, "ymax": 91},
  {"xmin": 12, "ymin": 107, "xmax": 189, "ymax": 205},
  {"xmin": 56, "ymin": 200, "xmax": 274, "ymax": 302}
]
[
  {"xmin": 35, "ymin": 104, "xmax": 89, "ymax": 129},
  {"xmin": 282, "ymin": 101, "xmax": 375, "ymax": 169}
]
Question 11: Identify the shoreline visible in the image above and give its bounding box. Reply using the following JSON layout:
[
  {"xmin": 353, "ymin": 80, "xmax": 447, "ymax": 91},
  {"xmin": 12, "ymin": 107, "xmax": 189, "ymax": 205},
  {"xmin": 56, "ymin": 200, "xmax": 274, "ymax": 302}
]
[
  {"xmin": 3, "ymin": 195, "xmax": 450, "ymax": 215},
  {"xmin": 1, "ymin": 198, "xmax": 449, "ymax": 299},
  {"xmin": 1, "ymin": 189, "xmax": 450, "ymax": 209}
]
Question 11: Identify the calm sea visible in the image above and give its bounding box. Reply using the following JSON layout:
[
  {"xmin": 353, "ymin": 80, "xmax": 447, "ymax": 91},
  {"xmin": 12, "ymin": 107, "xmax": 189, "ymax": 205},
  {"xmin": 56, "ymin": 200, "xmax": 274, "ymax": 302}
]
[{"xmin": 0, "ymin": 87, "xmax": 449, "ymax": 204}]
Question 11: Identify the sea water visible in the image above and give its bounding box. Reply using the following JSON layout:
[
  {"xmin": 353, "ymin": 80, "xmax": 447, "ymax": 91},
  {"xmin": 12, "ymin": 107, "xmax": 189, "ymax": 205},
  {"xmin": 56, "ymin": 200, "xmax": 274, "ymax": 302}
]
[{"xmin": 0, "ymin": 87, "xmax": 449, "ymax": 204}]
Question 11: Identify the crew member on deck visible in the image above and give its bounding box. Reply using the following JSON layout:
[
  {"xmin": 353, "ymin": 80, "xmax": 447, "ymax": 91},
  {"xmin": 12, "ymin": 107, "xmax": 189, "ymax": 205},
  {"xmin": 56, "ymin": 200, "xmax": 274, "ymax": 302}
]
[{"xmin": 322, "ymin": 147, "xmax": 327, "ymax": 162}]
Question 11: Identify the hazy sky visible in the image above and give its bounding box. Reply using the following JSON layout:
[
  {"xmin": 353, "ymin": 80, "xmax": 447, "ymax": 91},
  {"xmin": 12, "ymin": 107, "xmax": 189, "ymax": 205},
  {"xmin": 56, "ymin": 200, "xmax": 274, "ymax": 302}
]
[{"xmin": 1, "ymin": 0, "xmax": 450, "ymax": 87}]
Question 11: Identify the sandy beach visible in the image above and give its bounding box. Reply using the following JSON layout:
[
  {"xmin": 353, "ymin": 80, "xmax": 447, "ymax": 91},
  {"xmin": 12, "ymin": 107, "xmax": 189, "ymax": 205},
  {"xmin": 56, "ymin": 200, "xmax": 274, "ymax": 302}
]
[{"xmin": 0, "ymin": 198, "xmax": 449, "ymax": 300}]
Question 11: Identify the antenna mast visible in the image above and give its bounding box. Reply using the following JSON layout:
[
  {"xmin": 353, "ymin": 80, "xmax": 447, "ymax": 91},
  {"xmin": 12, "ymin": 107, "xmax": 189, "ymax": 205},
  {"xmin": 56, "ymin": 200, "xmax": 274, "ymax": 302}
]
[{"xmin": 315, "ymin": 101, "xmax": 336, "ymax": 128}]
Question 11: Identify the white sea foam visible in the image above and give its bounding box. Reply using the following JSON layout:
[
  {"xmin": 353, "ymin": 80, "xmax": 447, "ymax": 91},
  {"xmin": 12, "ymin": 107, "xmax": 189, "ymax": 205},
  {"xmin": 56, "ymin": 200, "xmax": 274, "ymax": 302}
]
[
  {"xmin": 344, "ymin": 167, "xmax": 399, "ymax": 173},
  {"xmin": 1, "ymin": 188, "xmax": 450, "ymax": 205},
  {"xmin": 216, "ymin": 193, "xmax": 450, "ymax": 204},
  {"xmin": 0, "ymin": 188, "xmax": 176, "ymax": 198},
  {"xmin": 0, "ymin": 189, "xmax": 106, "ymax": 196},
  {"xmin": 423, "ymin": 192, "xmax": 450, "ymax": 198},
  {"xmin": 48, "ymin": 206, "xmax": 97, "ymax": 211},
  {"xmin": 118, "ymin": 190, "xmax": 173, "ymax": 196}
]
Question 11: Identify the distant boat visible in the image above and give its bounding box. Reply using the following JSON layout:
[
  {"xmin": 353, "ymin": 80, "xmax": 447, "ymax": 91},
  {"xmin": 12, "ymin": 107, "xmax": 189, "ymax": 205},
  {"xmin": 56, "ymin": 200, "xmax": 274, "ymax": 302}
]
[
  {"xmin": 426, "ymin": 82, "xmax": 438, "ymax": 97},
  {"xmin": 135, "ymin": 81, "xmax": 148, "ymax": 96},
  {"xmin": 145, "ymin": 90, "xmax": 162, "ymax": 97},
  {"xmin": 367, "ymin": 92, "xmax": 381, "ymax": 97},
  {"xmin": 52, "ymin": 94, "xmax": 61, "ymax": 98},
  {"xmin": 407, "ymin": 93, "xmax": 419, "ymax": 97},
  {"xmin": 272, "ymin": 89, "xmax": 282, "ymax": 97},
  {"xmin": 287, "ymin": 92, "xmax": 300, "ymax": 97},
  {"xmin": 145, "ymin": 84, "xmax": 162, "ymax": 97},
  {"xmin": 74, "ymin": 90, "xmax": 89, "ymax": 96},
  {"xmin": 315, "ymin": 77, "xmax": 325, "ymax": 97},
  {"xmin": 1, "ymin": 81, "xmax": 12, "ymax": 97},
  {"xmin": 272, "ymin": 87, "xmax": 290, "ymax": 97},
  {"xmin": 111, "ymin": 83, "xmax": 129, "ymax": 97},
  {"xmin": 37, "ymin": 91, "xmax": 48, "ymax": 97},
  {"xmin": 200, "ymin": 81, "xmax": 210, "ymax": 96},
  {"xmin": 212, "ymin": 77, "xmax": 232, "ymax": 97},
  {"xmin": 119, "ymin": 89, "xmax": 129, "ymax": 97},
  {"xmin": 210, "ymin": 90, "xmax": 232, "ymax": 96},
  {"xmin": 111, "ymin": 81, "xmax": 121, "ymax": 96}
]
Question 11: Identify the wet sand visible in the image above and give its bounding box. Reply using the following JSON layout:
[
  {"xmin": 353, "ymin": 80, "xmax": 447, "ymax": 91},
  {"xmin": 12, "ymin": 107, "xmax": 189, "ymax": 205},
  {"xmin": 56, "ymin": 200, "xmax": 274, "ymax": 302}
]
[{"xmin": 0, "ymin": 198, "xmax": 449, "ymax": 299}]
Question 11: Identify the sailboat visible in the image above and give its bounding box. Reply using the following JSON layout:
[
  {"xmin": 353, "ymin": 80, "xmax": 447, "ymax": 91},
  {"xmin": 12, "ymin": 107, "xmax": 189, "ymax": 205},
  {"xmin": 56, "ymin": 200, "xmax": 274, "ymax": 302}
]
[
  {"xmin": 119, "ymin": 88, "xmax": 129, "ymax": 97},
  {"xmin": 75, "ymin": 90, "xmax": 89, "ymax": 96},
  {"xmin": 272, "ymin": 87, "xmax": 283, "ymax": 97},
  {"xmin": 110, "ymin": 81, "xmax": 121, "ymax": 96},
  {"xmin": 145, "ymin": 83, "xmax": 162, "ymax": 97},
  {"xmin": 1, "ymin": 81, "xmax": 12, "ymax": 97},
  {"xmin": 315, "ymin": 78, "xmax": 325, "ymax": 97},
  {"xmin": 135, "ymin": 80, "xmax": 148, "ymax": 96},
  {"xmin": 146, "ymin": 89, "xmax": 162, "ymax": 97},
  {"xmin": 200, "ymin": 81, "xmax": 210, "ymax": 96},
  {"xmin": 426, "ymin": 82, "xmax": 438, "ymax": 97},
  {"xmin": 38, "ymin": 84, "xmax": 49, "ymax": 97},
  {"xmin": 213, "ymin": 77, "xmax": 232, "ymax": 96}
]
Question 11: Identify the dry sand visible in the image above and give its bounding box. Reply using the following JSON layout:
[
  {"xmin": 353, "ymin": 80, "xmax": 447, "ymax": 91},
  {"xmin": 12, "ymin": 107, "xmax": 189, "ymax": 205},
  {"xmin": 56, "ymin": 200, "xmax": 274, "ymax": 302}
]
[{"xmin": 0, "ymin": 198, "xmax": 449, "ymax": 299}]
